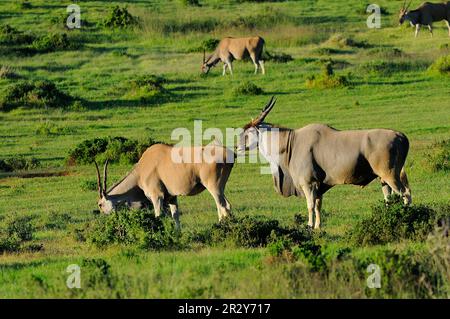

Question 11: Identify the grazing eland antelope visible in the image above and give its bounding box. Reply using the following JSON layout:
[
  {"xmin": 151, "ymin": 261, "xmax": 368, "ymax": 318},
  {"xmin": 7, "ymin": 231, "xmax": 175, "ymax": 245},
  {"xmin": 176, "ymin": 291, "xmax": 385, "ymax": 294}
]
[
  {"xmin": 95, "ymin": 144, "xmax": 235, "ymax": 229},
  {"xmin": 201, "ymin": 36, "xmax": 266, "ymax": 76},
  {"xmin": 237, "ymin": 97, "xmax": 412, "ymax": 230},
  {"xmin": 399, "ymin": 1, "xmax": 450, "ymax": 37}
]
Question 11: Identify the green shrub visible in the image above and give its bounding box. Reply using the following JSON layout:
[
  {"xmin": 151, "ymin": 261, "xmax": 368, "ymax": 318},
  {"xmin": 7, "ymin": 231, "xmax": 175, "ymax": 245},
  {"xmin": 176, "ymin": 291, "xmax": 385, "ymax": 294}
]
[
  {"xmin": 81, "ymin": 258, "xmax": 117, "ymax": 289},
  {"xmin": 102, "ymin": 6, "xmax": 138, "ymax": 29},
  {"xmin": 293, "ymin": 242, "xmax": 328, "ymax": 273},
  {"xmin": 0, "ymin": 24, "xmax": 35, "ymax": 45},
  {"xmin": 305, "ymin": 62, "xmax": 349, "ymax": 89},
  {"xmin": 0, "ymin": 80, "xmax": 72, "ymax": 111},
  {"xmin": 428, "ymin": 55, "xmax": 450, "ymax": 75},
  {"xmin": 0, "ymin": 156, "xmax": 40, "ymax": 172},
  {"xmin": 348, "ymin": 196, "xmax": 447, "ymax": 246},
  {"xmin": 36, "ymin": 122, "xmax": 75, "ymax": 136},
  {"xmin": 202, "ymin": 38, "xmax": 219, "ymax": 51},
  {"xmin": 353, "ymin": 247, "xmax": 445, "ymax": 298},
  {"xmin": 126, "ymin": 75, "xmax": 166, "ymax": 101},
  {"xmin": 37, "ymin": 212, "xmax": 72, "ymax": 230},
  {"xmin": 80, "ymin": 180, "xmax": 98, "ymax": 192},
  {"xmin": 234, "ymin": 81, "xmax": 263, "ymax": 96},
  {"xmin": 0, "ymin": 214, "xmax": 36, "ymax": 253},
  {"xmin": 366, "ymin": 47, "xmax": 404, "ymax": 58},
  {"xmin": 32, "ymin": 33, "xmax": 77, "ymax": 53},
  {"xmin": 191, "ymin": 215, "xmax": 312, "ymax": 248},
  {"xmin": 359, "ymin": 60, "xmax": 428, "ymax": 76},
  {"xmin": 80, "ymin": 209, "xmax": 181, "ymax": 250},
  {"xmin": 67, "ymin": 135, "xmax": 157, "ymax": 165},
  {"xmin": 425, "ymin": 139, "xmax": 450, "ymax": 172},
  {"xmin": 17, "ymin": 1, "xmax": 32, "ymax": 10}
]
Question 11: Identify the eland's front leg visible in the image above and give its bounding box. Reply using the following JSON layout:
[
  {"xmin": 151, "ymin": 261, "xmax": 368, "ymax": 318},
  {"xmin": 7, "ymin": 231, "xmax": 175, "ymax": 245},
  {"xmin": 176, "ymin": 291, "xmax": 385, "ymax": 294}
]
[
  {"xmin": 301, "ymin": 182, "xmax": 319, "ymax": 229},
  {"xmin": 168, "ymin": 197, "xmax": 181, "ymax": 230}
]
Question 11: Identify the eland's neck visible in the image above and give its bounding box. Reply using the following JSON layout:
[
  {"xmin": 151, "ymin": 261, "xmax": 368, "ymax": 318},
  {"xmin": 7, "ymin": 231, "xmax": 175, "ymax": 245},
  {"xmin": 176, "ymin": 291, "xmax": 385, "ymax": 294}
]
[
  {"xmin": 107, "ymin": 168, "xmax": 139, "ymax": 196},
  {"xmin": 257, "ymin": 127, "xmax": 293, "ymax": 168}
]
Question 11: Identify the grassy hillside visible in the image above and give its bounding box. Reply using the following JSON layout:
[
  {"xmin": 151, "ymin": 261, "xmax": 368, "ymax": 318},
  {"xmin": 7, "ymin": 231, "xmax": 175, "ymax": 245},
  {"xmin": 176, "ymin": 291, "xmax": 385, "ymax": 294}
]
[{"xmin": 0, "ymin": 0, "xmax": 449, "ymax": 298}]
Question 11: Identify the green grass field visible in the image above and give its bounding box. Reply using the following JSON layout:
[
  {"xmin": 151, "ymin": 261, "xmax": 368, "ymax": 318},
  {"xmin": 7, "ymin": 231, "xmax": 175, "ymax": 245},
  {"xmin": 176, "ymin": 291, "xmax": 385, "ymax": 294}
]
[{"xmin": 0, "ymin": 0, "xmax": 449, "ymax": 298}]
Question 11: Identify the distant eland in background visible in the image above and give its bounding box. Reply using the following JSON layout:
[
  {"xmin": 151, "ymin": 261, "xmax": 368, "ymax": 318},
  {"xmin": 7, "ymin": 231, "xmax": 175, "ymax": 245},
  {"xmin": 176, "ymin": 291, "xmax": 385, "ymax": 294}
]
[
  {"xmin": 201, "ymin": 36, "xmax": 266, "ymax": 75},
  {"xmin": 399, "ymin": 1, "xmax": 450, "ymax": 37}
]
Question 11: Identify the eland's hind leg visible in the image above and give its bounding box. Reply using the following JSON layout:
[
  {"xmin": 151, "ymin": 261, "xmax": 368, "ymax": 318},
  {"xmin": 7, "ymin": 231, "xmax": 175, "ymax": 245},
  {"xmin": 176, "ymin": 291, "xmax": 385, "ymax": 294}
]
[
  {"xmin": 380, "ymin": 179, "xmax": 392, "ymax": 202},
  {"xmin": 380, "ymin": 171, "xmax": 411, "ymax": 205}
]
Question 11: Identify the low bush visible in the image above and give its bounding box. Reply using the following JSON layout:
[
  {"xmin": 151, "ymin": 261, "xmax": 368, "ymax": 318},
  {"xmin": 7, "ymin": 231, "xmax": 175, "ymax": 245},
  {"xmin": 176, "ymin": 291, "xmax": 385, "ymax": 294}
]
[
  {"xmin": 366, "ymin": 47, "xmax": 404, "ymax": 58},
  {"xmin": 425, "ymin": 139, "xmax": 450, "ymax": 172},
  {"xmin": 81, "ymin": 258, "xmax": 117, "ymax": 289},
  {"xmin": 102, "ymin": 6, "xmax": 138, "ymax": 29},
  {"xmin": 233, "ymin": 81, "xmax": 263, "ymax": 95},
  {"xmin": 359, "ymin": 60, "xmax": 428, "ymax": 76},
  {"xmin": 0, "ymin": 214, "xmax": 36, "ymax": 253},
  {"xmin": 17, "ymin": 1, "xmax": 32, "ymax": 10},
  {"xmin": 348, "ymin": 196, "xmax": 449, "ymax": 246},
  {"xmin": 80, "ymin": 180, "xmax": 98, "ymax": 192},
  {"xmin": 37, "ymin": 212, "xmax": 72, "ymax": 230},
  {"xmin": 126, "ymin": 75, "xmax": 167, "ymax": 101},
  {"xmin": 0, "ymin": 80, "xmax": 73, "ymax": 111},
  {"xmin": 428, "ymin": 55, "xmax": 450, "ymax": 75},
  {"xmin": 32, "ymin": 33, "xmax": 77, "ymax": 53},
  {"xmin": 0, "ymin": 24, "xmax": 35, "ymax": 45},
  {"xmin": 67, "ymin": 135, "xmax": 157, "ymax": 165},
  {"xmin": 0, "ymin": 156, "xmax": 40, "ymax": 172},
  {"xmin": 79, "ymin": 209, "xmax": 181, "ymax": 250},
  {"xmin": 190, "ymin": 215, "xmax": 312, "ymax": 248},
  {"xmin": 306, "ymin": 62, "xmax": 349, "ymax": 89},
  {"xmin": 36, "ymin": 122, "xmax": 75, "ymax": 136}
]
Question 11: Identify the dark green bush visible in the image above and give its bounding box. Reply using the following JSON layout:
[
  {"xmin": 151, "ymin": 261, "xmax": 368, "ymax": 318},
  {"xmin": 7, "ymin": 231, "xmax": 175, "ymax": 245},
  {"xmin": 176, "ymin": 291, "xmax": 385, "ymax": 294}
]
[
  {"xmin": 366, "ymin": 47, "xmax": 404, "ymax": 58},
  {"xmin": 425, "ymin": 139, "xmax": 450, "ymax": 172},
  {"xmin": 102, "ymin": 6, "xmax": 138, "ymax": 29},
  {"xmin": 32, "ymin": 33, "xmax": 77, "ymax": 53},
  {"xmin": 0, "ymin": 214, "xmax": 36, "ymax": 253},
  {"xmin": 348, "ymin": 196, "xmax": 447, "ymax": 245},
  {"xmin": 80, "ymin": 209, "xmax": 181, "ymax": 250},
  {"xmin": 36, "ymin": 122, "xmax": 75, "ymax": 136},
  {"xmin": 191, "ymin": 215, "xmax": 312, "ymax": 248},
  {"xmin": 234, "ymin": 81, "xmax": 263, "ymax": 96},
  {"xmin": 81, "ymin": 258, "xmax": 117, "ymax": 289},
  {"xmin": 0, "ymin": 24, "xmax": 35, "ymax": 45},
  {"xmin": 0, "ymin": 156, "xmax": 40, "ymax": 172},
  {"xmin": 126, "ymin": 75, "xmax": 167, "ymax": 101},
  {"xmin": 360, "ymin": 60, "xmax": 428, "ymax": 76},
  {"xmin": 80, "ymin": 180, "xmax": 98, "ymax": 191},
  {"xmin": 0, "ymin": 80, "xmax": 72, "ymax": 111},
  {"xmin": 306, "ymin": 62, "xmax": 349, "ymax": 89},
  {"xmin": 67, "ymin": 135, "xmax": 157, "ymax": 165},
  {"xmin": 37, "ymin": 212, "xmax": 72, "ymax": 230},
  {"xmin": 428, "ymin": 55, "xmax": 450, "ymax": 75}
]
